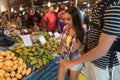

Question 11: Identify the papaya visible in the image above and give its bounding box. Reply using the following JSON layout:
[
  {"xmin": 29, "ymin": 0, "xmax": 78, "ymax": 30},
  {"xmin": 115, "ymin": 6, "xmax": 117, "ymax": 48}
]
[
  {"xmin": 31, "ymin": 47, "xmax": 36, "ymax": 52},
  {"xmin": 22, "ymin": 51, "xmax": 28, "ymax": 56},
  {"xmin": 28, "ymin": 53, "xmax": 34, "ymax": 56},
  {"xmin": 10, "ymin": 71, "xmax": 15, "ymax": 77},
  {"xmin": 30, "ymin": 60, "xmax": 37, "ymax": 65},
  {"xmin": 16, "ymin": 49, "xmax": 22, "ymax": 53},
  {"xmin": 29, "ymin": 57, "xmax": 36, "ymax": 61},
  {"xmin": 38, "ymin": 59, "xmax": 43, "ymax": 66},
  {"xmin": 36, "ymin": 47, "xmax": 41, "ymax": 52},
  {"xmin": 22, "ymin": 69, "xmax": 26, "ymax": 76},
  {"xmin": 35, "ymin": 64, "xmax": 41, "ymax": 69},
  {"xmin": 33, "ymin": 51, "xmax": 38, "ymax": 56},
  {"xmin": 26, "ymin": 68, "xmax": 31, "ymax": 76},
  {"xmin": 23, "ymin": 47, "xmax": 30, "ymax": 52},
  {"xmin": 49, "ymin": 56, "xmax": 55, "ymax": 60},
  {"xmin": 16, "ymin": 44, "xmax": 24, "ymax": 49},
  {"xmin": 42, "ymin": 58, "xmax": 47, "ymax": 65}
]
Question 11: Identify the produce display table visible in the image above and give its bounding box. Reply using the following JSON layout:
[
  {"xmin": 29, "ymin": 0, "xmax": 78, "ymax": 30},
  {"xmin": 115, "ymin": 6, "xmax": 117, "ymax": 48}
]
[{"xmin": 23, "ymin": 56, "xmax": 69, "ymax": 80}]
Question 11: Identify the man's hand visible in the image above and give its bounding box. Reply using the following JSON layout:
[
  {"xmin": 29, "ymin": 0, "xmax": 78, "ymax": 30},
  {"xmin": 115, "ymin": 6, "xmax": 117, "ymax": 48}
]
[
  {"xmin": 56, "ymin": 59, "xmax": 73, "ymax": 70},
  {"xmin": 72, "ymin": 40, "xmax": 81, "ymax": 50},
  {"xmin": 57, "ymin": 47, "xmax": 67, "ymax": 54}
]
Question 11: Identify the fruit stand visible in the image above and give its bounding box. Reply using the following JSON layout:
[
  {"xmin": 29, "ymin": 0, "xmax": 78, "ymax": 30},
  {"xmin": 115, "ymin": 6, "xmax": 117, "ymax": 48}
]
[
  {"xmin": 0, "ymin": 28, "xmax": 65, "ymax": 80},
  {"xmin": 0, "ymin": 23, "xmax": 88, "ymax": 80},
  {"xmin": 22, "ymin": 56, "xmax": 69, "ymax": 80}
]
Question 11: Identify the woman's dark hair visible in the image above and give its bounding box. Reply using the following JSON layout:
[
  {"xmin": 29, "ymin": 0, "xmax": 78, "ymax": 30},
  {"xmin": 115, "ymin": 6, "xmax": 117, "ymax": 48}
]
[{"xmin": 65, "ymin": 7, "xmax": 84, "ymax": 43}]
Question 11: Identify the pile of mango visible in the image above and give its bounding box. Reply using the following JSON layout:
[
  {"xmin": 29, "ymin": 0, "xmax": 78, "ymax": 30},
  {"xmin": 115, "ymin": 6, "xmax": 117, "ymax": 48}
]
[
  {"xmin": 11, "ymin": 31, "xmax": 50, "ymax": 43},
  {"xmin": 11, "ymin": 34, "xmax": 22, "ymax": 43},
  {"xmin": 10, "ymin": 39, "xmax": 58, "ymax": 69},
  {"xmin": 0, "ymin": 50, "xmax": 31, "ymax": 80}
]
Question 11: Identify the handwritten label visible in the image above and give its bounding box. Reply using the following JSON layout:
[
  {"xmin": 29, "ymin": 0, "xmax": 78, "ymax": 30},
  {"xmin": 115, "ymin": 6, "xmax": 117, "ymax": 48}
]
[
  {"xmin": 21, "ymin": 34, "xmax": 33, "ymax": 46},
  {"xmin": 48, "ymin": 31, "xmax": 53, "ymax": 37},
  {"xmin": 39, "ymin": 35, "xmax": 46, "ymax": 44},
  {"xmin": 54, "ymin": 32, "xmax": 60, "ymax": 38}
]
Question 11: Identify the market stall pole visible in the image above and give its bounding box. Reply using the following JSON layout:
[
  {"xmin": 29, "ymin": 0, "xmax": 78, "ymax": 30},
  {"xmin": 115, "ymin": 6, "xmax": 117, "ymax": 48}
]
[
  {"xmin": 70, "ymin": 0, "xmax": 73, "ymax": 7},
  {"xmin": 74, "ymin": 0, "xmax": 78, "ymax": 7},
  {"xmin": 31, "ymin": 0, "xmax": 35, "ymax": 14},
  {"xmin": 70, "ymin": 0, "xmax": 78, "ymax": 7},
  {"xmin": 5, "ymin": 0, "xmax": 10, "ymax": 21}
]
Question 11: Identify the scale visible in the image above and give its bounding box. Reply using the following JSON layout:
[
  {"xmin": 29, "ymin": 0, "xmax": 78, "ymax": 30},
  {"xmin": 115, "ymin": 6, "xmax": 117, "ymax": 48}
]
[
  {"xmin": 0, "ymin": 28, "xmax": 14, "ymax": 48},
  {"xmin": 0, "ymin": 28, "xmax": 10, "ymax": 36}
]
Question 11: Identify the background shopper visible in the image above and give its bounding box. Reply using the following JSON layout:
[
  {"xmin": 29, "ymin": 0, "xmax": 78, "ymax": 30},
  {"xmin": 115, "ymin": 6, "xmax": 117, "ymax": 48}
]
[{"xmin": 43, "ymin": 6, "xmax": 57, "ymax": 32}]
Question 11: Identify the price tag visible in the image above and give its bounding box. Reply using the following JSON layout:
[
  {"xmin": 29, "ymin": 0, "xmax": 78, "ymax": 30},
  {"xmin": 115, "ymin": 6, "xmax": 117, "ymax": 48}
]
[
  {"xmin": 48, "ymin": 31, "xmax": 53, "ymax": 37},
  {"xmin": 39, "ymin": 35, "xmax": 46, "ymax": 44},
  {"xmin": 21, "ymin": 34, "xmax": 33, "ymax": 46},
  {"xmin": 54, "ymin": 32, "xmax": 60, "ymax": 38}
]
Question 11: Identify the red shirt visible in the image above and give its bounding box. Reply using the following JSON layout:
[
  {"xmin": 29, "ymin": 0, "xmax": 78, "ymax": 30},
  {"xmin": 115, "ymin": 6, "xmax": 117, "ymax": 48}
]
[{"xmin": 44, "ymin": 12, "xmax": 56, "ymax": 31}]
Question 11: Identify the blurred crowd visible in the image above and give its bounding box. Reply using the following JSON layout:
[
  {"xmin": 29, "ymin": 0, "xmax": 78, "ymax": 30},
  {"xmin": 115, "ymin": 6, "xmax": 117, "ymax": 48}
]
[{"xmin": 0, "ymin": 5, "xmax": 90, "ymax": 34}]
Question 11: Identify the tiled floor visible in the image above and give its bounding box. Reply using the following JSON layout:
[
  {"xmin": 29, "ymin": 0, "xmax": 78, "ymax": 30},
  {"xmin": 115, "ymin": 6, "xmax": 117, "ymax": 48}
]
[
  {"xmin": 113, "ymin": 52, "xmax": 120, "ymax": 80},
  {"xmin": 113, "ymin": 65, "xmax": 120, "ymax": 80}
]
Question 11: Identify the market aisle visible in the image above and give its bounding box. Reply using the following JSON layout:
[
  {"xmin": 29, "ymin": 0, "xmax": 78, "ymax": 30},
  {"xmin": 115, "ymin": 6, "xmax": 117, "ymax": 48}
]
[{"xmin": 113, "ymin": 52, "xmax": 120, "ymax": 80}]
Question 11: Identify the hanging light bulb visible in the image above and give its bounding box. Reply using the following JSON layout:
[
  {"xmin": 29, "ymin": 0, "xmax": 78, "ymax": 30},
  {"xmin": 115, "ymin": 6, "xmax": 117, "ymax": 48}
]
[
  {"xmin": 11, "ymin": 8, "xmax": 14, "ymax": 12},
  {"xmin": 87, "ymin": 3, "xmax": 90, "ymax": 8},
  {"xmin": 56, "ymin": 6, "xmax": 59, "ymax": 10},
  {"xmin": 19, "ymin": 6, "xmax": 23, "ymax": 11},
  {"xmin": 65, "ymin": 6, "xmax": 68, "ymax": 10},
  {"xmin": 55, "ymin": 9, "xmax": 58, "ymax": 13},
  {"xmin": 48, "ymin": 2, "xmax": 51, "ymax": 7}
]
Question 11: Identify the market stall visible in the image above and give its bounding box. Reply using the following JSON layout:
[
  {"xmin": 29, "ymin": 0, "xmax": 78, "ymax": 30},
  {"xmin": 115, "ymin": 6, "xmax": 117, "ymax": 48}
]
[
  {"xmin": 23, "ymin": 56, "xmax": 69, "ymax": 80},
  {"xmin": 0, "ymin": 25, "xmax": 64, "ymax": 80}
]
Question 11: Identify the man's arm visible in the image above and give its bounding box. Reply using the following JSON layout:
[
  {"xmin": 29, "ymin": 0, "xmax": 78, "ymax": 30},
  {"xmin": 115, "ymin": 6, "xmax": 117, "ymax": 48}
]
[{"xmin": 57, "ymin": 32, "xmax": 117, "ymax": 69}]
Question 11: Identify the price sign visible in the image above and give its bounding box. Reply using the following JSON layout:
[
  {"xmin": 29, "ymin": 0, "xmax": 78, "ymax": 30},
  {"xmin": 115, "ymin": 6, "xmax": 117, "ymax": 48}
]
[
  {"xmin": 39, "ymin": 35, "xmax": 46, "ymax": 44},
  {"xmin": 48, "ymin": 31, "xmax": 53, "ymax": 37},
  {"xmin": 54, "ymin": 32, "xmax": 60, "ymax": 38},
  {"xmin": 21, "ymin": 34, "xmax": 33, "ymax": 46}
]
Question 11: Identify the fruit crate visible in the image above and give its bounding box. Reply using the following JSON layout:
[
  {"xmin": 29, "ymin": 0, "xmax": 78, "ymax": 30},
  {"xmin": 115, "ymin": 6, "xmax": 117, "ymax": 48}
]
[{"xmin": 23, "ymin": 56, "xmax": 69, "ymax": 80}]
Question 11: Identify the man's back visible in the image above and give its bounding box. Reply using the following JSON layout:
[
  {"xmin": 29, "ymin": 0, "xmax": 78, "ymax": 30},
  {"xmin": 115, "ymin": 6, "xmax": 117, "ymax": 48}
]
[
  {"xmin": 44, "ymin": 12, "xmax": 56, "ymax": 31},
  {"xmin": 44, "ymin": 6, "xmax": 56, "ymax": 32}
]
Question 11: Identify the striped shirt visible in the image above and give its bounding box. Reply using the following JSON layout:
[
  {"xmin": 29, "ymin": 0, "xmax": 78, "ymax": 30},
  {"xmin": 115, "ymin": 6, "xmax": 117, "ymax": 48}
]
[{"xmin": 88, "ymin": 0, "xmax": 120, "ymax": 69}]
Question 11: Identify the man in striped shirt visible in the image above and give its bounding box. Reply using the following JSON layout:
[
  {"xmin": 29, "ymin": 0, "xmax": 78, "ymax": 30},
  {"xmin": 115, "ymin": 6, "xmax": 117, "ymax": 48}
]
[{"xmin": 57, "ymin": 0, "xmax": 120, "ymax": 80}]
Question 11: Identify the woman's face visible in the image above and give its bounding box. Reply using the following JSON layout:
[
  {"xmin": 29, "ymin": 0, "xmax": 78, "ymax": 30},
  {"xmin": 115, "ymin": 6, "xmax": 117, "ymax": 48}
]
[{"xmin": 64, "ymin": 12, "xmax": 73, "ymax": 28}]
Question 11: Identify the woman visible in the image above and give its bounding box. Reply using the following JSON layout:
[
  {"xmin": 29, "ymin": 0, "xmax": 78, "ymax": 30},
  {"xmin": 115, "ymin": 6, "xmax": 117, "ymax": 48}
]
[{"xmin": 57, "ymin": 7, "xmax": 84, "ymax": 80}]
